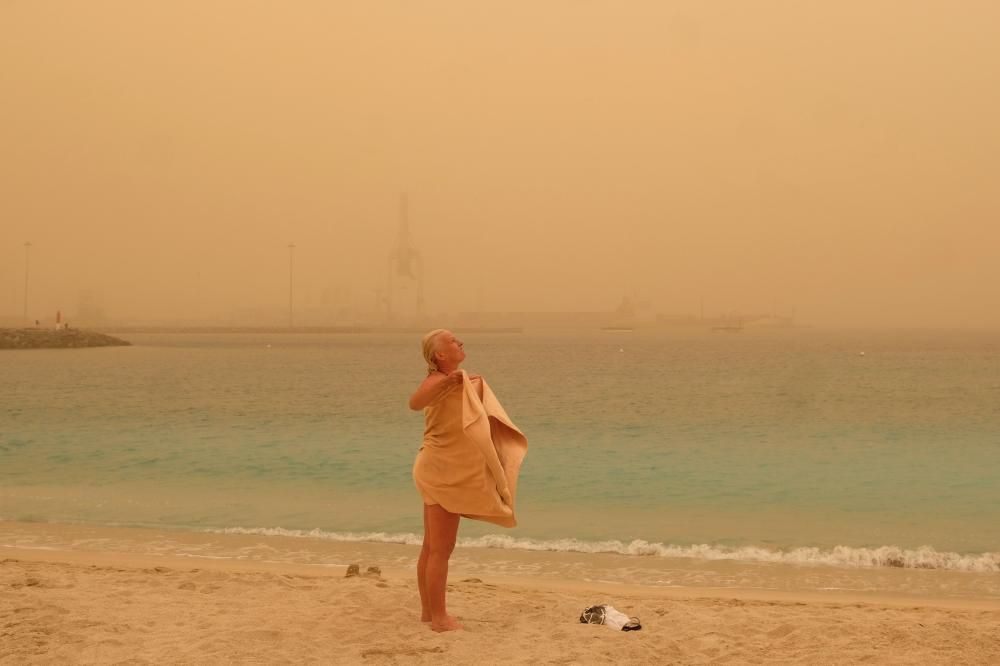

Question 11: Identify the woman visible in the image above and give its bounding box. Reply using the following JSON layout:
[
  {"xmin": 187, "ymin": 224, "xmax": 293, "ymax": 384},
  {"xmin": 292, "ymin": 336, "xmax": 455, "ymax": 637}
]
[{"xmin": 409, "ymin": 329, "xmax": 527, "ymax": 633}]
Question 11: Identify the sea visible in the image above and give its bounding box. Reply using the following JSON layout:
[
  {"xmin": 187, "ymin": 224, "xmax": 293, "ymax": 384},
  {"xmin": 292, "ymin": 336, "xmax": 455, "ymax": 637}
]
[{"xmin": 3, "ymin": 328, "xmax": 999, "ymax": 600}]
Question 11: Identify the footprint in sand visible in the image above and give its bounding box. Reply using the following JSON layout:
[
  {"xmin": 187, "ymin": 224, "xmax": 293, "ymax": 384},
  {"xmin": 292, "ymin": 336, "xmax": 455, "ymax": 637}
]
[
  {"xmin": 276, "ymin": 575, "xmax": 319, "ymax": 591},
  {"xmin": 9, "ymin": 577, "xmax": 43, "ymax": 589},
  {"xmin": 767, "ymin": 624, "xmax": 797, "ymax": 639},
  {"xmin": 361, "ymin": 646, "xmax": 444, "ymax": 659},
  {"xmin": 235, "ymin": 629, "xmax": 283, "ymax": 642}
]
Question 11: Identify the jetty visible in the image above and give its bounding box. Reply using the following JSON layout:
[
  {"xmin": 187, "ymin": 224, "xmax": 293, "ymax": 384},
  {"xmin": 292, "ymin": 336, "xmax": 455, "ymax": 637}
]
[
  {"xmin": 99, "ymin": 326, "xmax": 521, "ymax": 335},
  {"xmin": 0, "ymin": 328, "xmax": 131, "ymax": 350}
]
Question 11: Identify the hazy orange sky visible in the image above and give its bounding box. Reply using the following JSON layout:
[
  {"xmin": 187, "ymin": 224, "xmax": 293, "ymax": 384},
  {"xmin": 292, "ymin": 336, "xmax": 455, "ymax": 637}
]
[{"xmin": 2, "ymin": 1, "xmax": 998, "ymax": 327}]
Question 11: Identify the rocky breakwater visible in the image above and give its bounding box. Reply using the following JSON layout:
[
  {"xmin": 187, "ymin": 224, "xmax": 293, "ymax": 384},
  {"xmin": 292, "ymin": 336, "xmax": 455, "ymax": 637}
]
[{"xmin": 0, "ymin": 328, "xmax": 131, "ymax": 350}]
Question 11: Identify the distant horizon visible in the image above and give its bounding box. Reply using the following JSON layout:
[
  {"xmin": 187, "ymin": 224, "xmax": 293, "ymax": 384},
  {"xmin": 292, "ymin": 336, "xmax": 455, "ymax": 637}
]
[{"xmin": 4, "ymin": 315, "xmax": 1000, "ymax": 334}]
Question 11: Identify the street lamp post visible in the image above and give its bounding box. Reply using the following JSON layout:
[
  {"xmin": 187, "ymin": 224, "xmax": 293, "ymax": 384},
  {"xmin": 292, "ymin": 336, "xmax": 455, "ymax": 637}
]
[
  {"xmin": 287, "ymin": 243, "xmax": 295, "ymax": 328},
  {"xmin": 23, "ymin": 242, "xmax": 32, "ymax": 325}
]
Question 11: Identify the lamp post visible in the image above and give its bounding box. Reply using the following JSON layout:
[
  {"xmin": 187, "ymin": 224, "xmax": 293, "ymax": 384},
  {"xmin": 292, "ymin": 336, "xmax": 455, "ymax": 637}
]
[
  {"xmin": 23, "ymin": 242, "xmax": 32, "ymax": 324},
  {"xmin": 287, "ymin": 243, "xmax": 295, "ymax": 328}
]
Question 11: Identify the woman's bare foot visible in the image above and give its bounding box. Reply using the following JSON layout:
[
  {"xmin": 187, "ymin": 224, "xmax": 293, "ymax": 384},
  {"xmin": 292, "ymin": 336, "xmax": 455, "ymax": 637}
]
[{"xmin": 430, "ymin": 616, "xmax": 463, "ymax": 632}]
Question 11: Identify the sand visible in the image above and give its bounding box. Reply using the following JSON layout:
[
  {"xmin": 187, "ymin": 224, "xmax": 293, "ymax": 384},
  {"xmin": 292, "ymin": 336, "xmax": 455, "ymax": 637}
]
[{"xmin": 2, "ymin": 547, "xmax": 999, "ymax": 665}]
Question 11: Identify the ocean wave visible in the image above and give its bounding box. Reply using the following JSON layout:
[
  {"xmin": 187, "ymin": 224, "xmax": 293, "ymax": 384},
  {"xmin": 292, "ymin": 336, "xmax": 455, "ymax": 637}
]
[{"xmin": 209, "ymin": 527, "xmax": 1000, "ymax": 573}]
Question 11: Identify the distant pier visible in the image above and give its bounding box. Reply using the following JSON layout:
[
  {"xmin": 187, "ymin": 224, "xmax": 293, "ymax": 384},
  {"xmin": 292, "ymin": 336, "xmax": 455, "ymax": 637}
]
[
  {"xmin": 99, "ymin": 326, "xmax": 522, "ymax": 335},
  {"xmin": 0, "ymin": 328, "xmax": 131, "ymax": 350}
]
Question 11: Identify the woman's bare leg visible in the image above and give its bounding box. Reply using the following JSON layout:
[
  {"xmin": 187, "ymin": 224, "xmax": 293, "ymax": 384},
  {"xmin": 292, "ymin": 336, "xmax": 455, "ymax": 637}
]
[
  {"xmin": 421, "ymin": 503, "xmax": 462, "ymax": 632},
  {"xmin": 417, "ymin": 504, "xmax": 431, "ymax": 621}
]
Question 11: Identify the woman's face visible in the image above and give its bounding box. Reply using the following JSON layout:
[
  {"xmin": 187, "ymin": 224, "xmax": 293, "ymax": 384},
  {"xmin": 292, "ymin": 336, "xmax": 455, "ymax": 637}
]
[{"xmin": 436, "ymin": 331, "xmax": 466, "ymax": 367}]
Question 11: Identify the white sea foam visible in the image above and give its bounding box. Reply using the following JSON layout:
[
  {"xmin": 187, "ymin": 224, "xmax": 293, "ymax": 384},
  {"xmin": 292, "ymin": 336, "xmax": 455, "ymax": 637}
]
[{"xmin": 210, "ymin": 527, "xmax": 1000, "ymax": 573}]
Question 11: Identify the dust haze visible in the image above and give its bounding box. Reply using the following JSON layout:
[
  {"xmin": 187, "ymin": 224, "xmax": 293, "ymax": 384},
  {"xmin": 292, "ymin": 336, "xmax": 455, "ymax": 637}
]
[{"xmin": 2, "ymin": 1, "xmax": 998, "ymax": 328}]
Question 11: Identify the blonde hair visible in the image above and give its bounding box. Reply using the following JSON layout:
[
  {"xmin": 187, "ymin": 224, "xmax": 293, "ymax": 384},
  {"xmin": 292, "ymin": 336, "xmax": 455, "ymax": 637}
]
[{"xmin": 421, "ymin": 329, "xmax": 449, "ymax": 374}]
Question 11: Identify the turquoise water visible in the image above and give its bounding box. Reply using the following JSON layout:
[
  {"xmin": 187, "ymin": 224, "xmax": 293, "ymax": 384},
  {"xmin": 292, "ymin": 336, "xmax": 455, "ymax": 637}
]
[{"xmin": 2, "ymin": 329, "xmax": 999, "ymax": 576}]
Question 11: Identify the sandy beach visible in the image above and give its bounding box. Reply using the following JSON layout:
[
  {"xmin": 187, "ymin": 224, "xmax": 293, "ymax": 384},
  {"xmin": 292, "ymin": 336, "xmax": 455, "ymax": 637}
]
[{"xmin": 3, "ymin": 544, "xmax": 999, "ymax": 665}]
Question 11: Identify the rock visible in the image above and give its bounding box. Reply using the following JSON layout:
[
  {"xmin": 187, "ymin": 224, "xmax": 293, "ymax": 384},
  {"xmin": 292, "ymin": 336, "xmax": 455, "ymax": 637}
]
[
  {"xmin": 0, "ymin": 328, "xmax": 131, "ymax": 350},
  {"xmin": 345, "ymin": 563, "xmax": 360, "ymax": 578},
  {"xmin": 363, "ymin": 566, "xmax": 382, "ymax": 578}
]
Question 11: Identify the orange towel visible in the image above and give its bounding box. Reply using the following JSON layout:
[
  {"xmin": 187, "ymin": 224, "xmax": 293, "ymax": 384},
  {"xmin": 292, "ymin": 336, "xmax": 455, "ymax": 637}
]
[{"xmin": 413, "ymin": 370, "xmax": 528, "ymax": 527}]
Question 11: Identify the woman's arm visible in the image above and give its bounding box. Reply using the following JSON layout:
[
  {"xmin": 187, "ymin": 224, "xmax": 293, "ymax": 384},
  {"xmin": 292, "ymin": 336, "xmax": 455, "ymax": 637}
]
[{"xmin": 408, "ymin": 371, "xmax": 462, "ymax": 411}]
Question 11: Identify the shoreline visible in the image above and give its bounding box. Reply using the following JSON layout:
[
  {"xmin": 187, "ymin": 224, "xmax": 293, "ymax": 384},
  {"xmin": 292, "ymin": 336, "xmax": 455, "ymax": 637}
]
[
  {"xmin": 3, "ymin": 545, "xmax": 998, "ymax": 612},
  {"xmin": 2, "ymin": 520, "xmax": 998, "ymax": 609}
]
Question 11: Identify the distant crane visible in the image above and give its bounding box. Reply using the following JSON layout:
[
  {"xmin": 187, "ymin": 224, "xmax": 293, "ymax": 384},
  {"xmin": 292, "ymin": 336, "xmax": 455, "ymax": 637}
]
[
  {"xmin": 385, "ymin": 194, "xmax": 425, "ymax": 322},
  {"xmin": 23, "ymin": 241, "xmax": 32, "ymax": 324},
  {"xmin": 287, "ymin": 243, "xmax": 296, "ymax": 328}
]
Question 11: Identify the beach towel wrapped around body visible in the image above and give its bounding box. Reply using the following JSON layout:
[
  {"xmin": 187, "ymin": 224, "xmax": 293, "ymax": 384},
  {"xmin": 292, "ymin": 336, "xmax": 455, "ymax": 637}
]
[{"xmin": 413, "ymin": 370, "xmax": 527, "ymax": 527}]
